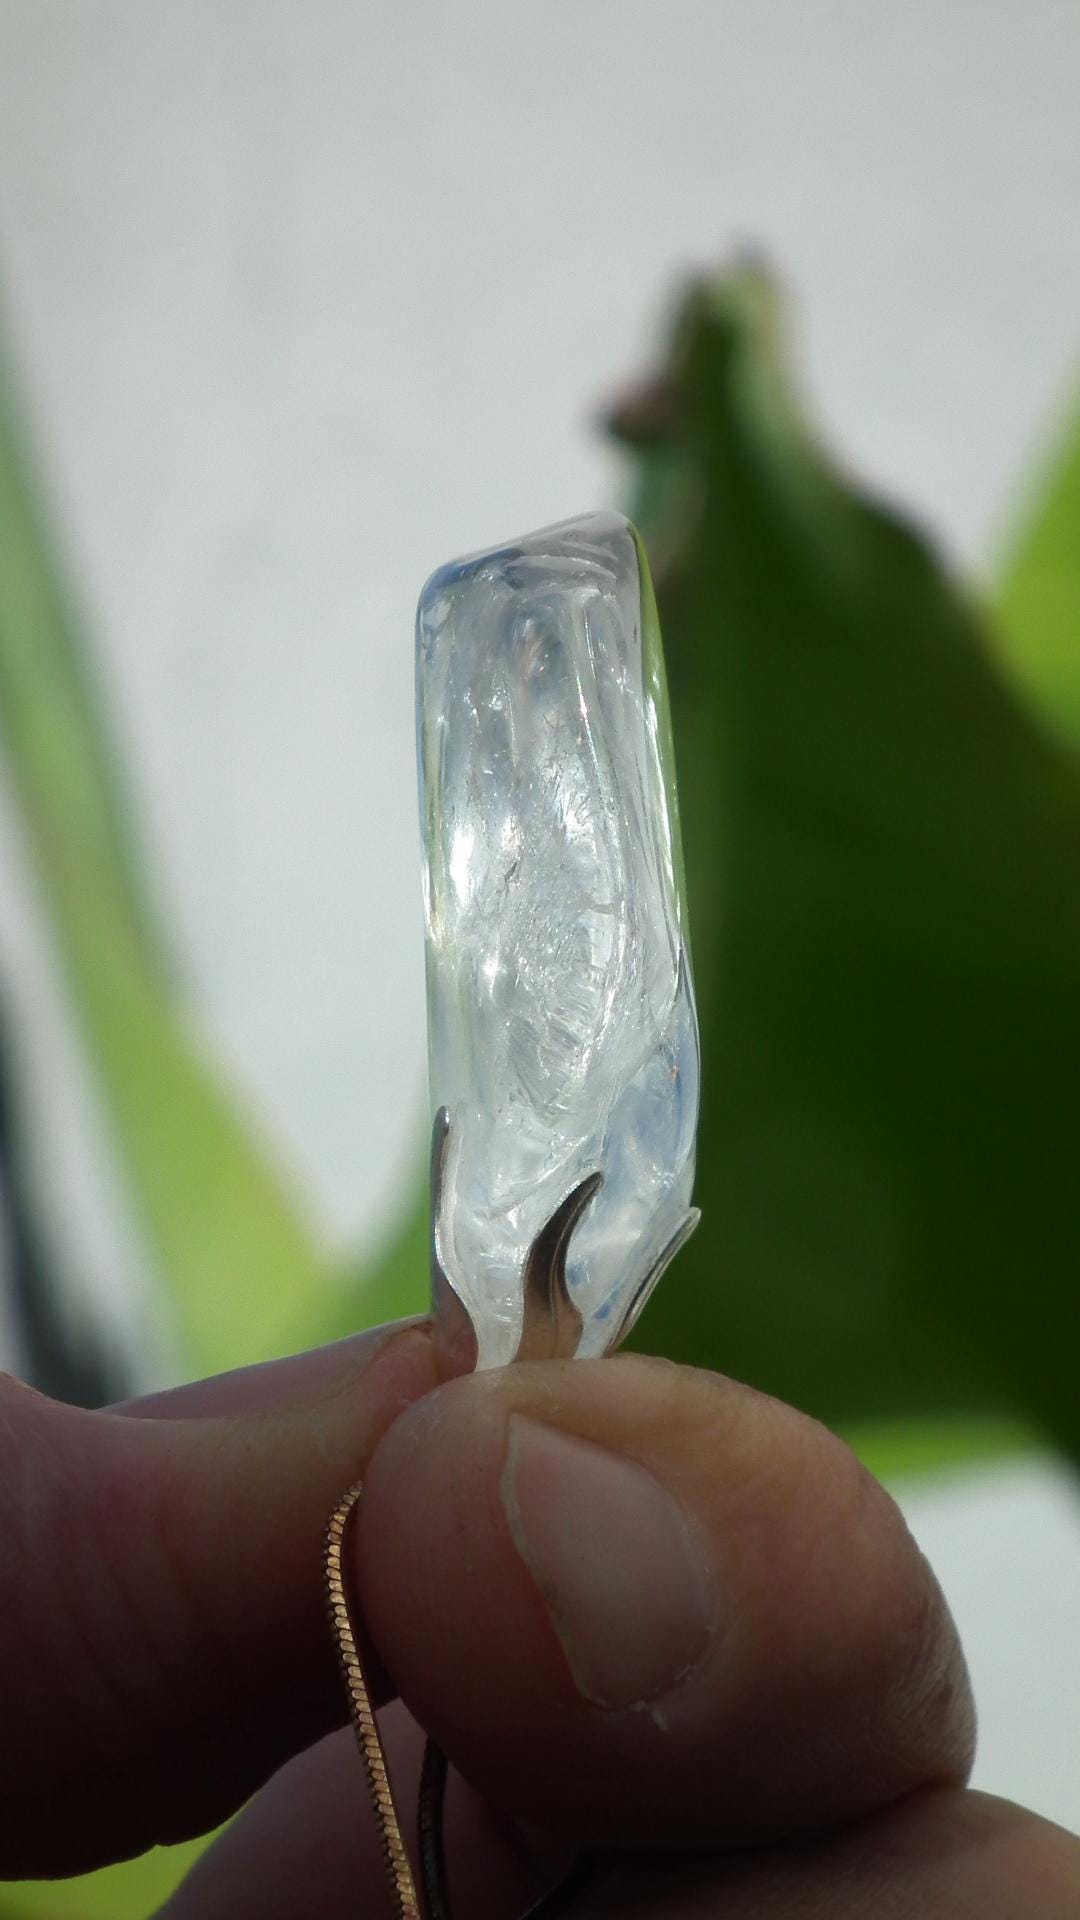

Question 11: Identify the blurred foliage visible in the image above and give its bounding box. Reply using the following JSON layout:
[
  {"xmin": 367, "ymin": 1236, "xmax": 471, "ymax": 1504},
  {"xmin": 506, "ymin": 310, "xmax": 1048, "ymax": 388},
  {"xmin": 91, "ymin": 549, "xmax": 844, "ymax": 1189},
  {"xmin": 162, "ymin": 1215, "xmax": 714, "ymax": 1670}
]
[
  {"xmin": 0, "ymin": 365, "xmax": 334, "ymax": 1378},
  {"xmin": 619, "ymin": 269, "xmax": 1080, "ymax": 1466},
  {"xmin": 1, "ymin": 262, "xmax": 1078, "ymax": 1914},
  {"xmin": 0, "ymin": 1008, "xmax": 120, "ymax": 1405},
  {"xmin": 996, "ymin": 397, "xmax": 1080, "ymax": 747}
]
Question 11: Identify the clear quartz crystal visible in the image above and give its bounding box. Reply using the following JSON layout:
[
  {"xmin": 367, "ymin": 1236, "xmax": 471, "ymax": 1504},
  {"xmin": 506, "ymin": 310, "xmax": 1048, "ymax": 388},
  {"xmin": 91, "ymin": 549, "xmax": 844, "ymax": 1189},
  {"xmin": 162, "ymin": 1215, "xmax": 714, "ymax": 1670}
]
[{"xmin": 416, "ymin": 511, "xmax": 699, "ymax": 1369}]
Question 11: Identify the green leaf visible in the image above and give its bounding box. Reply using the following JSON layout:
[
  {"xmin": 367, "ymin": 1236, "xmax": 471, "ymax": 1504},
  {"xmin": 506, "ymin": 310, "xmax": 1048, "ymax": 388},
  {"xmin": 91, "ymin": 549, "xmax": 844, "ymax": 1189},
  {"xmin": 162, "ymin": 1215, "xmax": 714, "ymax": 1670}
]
[
  {"xmin": 0, "ymin": 348, "xmax": 334, "ymax": 1377},
  {"xmin": 2, "ymin": 1834, "xmax": 212, "ymax": 1920},
  {"xmin": 329, "ymin": 1175, "xmax": 430, "ymax": 1340},
  {"xmin": 846, "ymin": 1413, "xmax": 1044, "ymax": 1488},
  {"xmin": 995, "ymin": 396, "xmax": 1080, "ymax": 745},
  {"xmin": 619, "ymin": 267, "xmax": 1080, "ymax": 1463}
]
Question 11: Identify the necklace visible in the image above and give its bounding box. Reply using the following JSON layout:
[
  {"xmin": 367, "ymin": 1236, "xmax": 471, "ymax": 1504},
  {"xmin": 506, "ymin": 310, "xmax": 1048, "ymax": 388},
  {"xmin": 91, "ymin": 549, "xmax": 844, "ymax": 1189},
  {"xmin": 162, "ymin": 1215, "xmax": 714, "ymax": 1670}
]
[{"xmin": 327, "ymin": 511, "xmax": 699, "ymax": 1915}]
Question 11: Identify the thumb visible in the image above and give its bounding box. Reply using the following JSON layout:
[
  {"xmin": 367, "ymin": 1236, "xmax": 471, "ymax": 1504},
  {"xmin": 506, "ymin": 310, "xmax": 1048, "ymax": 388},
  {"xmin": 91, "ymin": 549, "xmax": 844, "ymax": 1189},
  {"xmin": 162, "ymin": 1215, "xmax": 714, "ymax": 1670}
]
[
  {"xmin": 0, "ymin": 1321, "xmax": 436, "ymax": 1878},
  {"xmin": 356, "ymin": 1353, "xmax": 973, "ymax": 1854}
]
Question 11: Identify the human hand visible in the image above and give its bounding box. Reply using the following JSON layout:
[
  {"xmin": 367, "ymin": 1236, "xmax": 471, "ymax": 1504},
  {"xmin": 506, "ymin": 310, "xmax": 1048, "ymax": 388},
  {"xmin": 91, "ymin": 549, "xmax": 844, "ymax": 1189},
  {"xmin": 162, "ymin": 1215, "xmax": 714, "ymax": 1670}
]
[{"xmin": 1, "ymin": 1323, "xmax": 1076, "ymax": 1915}]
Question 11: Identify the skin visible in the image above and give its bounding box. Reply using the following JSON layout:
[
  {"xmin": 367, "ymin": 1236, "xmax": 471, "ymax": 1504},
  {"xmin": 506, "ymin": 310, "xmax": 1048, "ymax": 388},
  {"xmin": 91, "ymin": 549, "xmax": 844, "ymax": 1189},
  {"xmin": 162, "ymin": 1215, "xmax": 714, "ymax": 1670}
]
[{"xmin": 0, "ymin": 1317, "xmax": 1076, "ymax": 1915}]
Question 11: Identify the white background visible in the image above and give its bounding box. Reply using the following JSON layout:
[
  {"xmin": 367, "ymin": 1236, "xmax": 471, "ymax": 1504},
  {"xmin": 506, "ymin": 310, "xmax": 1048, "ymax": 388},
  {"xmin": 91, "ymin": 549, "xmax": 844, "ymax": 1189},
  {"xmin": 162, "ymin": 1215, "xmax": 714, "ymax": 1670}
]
[{"xmin": 0, "ymin": 0, "xmax": 1077, "ymax": 1837}]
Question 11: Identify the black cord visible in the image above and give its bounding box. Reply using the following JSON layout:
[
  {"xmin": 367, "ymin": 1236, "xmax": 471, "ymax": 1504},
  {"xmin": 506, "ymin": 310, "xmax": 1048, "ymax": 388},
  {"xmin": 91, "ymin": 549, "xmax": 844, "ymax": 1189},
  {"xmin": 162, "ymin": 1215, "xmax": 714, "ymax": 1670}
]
[{"xmin": 419, "ymin": 1738, "xmax": 596, "ymax": 1920}]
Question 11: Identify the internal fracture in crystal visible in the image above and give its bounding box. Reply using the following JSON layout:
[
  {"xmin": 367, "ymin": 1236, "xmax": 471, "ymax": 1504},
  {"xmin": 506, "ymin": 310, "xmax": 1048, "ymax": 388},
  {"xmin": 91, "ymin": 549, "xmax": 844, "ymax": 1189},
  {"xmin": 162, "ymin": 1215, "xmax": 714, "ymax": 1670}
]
[{"xmin": 416, "ymin": 511, "xmax": 699, "ymax": 1368}]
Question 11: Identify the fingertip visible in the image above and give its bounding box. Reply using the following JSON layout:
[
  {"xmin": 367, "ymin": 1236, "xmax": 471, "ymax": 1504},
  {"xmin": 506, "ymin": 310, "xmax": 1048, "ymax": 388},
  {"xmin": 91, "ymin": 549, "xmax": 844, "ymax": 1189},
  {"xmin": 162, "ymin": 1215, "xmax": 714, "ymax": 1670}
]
[
  {"xmin": 115, "ymin": 1316, "xmax": 438, "ymax": 1421},
  {"xmin": 357, "ymin": 1355, "xmax": 975, "ymax": 1851}
]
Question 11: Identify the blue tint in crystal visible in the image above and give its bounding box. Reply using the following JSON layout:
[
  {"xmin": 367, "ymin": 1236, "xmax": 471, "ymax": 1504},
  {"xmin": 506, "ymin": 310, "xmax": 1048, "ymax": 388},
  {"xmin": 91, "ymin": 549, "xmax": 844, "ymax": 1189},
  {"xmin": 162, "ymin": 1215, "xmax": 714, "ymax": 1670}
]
[{"xmin": 417, "ymin": 512, "xmax": 698, "ymax": 1368}]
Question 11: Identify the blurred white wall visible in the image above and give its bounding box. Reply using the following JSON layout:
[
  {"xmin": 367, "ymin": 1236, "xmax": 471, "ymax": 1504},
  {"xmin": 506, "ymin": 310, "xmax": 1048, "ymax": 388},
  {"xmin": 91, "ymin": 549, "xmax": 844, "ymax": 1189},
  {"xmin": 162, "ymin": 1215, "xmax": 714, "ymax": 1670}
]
[{"xmin": 0, "ymin": 0, "xmax": 1077, "ymax": 1837}]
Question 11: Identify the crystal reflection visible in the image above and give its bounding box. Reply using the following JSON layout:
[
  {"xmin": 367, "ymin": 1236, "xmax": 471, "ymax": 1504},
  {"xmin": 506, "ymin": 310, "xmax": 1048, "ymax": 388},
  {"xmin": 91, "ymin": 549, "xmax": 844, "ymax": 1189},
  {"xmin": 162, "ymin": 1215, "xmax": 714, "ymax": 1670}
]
[{"xmin": 417, "ymin": 512, "xmax": 698, "ymax": 1367}]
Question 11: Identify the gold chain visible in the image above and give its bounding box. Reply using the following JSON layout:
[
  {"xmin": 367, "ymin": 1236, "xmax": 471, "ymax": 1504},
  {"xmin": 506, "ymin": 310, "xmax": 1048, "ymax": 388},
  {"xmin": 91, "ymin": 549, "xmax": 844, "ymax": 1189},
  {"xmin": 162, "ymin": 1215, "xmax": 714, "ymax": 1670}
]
[
  {"xmin": 326, "ymin": 1478, "xmax": 591, "ymax": 1919},
  {"xmin": 325, "ymin": 1481, "xmax": 424, "ymax": 1919}
]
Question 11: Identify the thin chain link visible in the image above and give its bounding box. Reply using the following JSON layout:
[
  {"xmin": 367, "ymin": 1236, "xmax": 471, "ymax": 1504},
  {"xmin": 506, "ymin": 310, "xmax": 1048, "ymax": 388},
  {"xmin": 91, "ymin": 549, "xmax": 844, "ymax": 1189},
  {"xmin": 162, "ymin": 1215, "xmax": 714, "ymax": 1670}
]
[
  {"xmin": 325, "ymin": 1481, "xmax": 424, "ymax": 1920},
  {"xmin": 326, "ymin": 1479, "xmax": 592, "ymax": 1918}
]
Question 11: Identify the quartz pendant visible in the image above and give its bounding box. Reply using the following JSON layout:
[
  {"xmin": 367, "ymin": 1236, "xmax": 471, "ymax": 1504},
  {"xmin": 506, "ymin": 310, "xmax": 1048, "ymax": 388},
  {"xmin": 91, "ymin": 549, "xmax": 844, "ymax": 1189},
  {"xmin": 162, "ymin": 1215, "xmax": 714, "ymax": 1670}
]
[{"xmin": 416, "ymin": 511, "xmax": 699, "ymax": 1370}]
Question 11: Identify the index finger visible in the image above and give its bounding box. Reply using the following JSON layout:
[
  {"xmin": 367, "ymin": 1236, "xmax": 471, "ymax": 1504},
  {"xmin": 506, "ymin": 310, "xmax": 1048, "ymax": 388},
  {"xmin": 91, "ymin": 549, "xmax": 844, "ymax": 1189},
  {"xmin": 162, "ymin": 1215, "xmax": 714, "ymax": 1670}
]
[{"xmin": 0, "ymin": 1321, "xmax": 437, "ymax": 1879}]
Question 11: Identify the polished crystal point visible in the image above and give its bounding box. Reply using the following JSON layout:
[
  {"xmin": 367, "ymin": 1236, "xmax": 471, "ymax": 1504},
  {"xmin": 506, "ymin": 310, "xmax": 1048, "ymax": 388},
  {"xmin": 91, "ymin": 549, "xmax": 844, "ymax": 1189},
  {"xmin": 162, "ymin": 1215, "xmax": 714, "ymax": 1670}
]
[{"xmin": 416, "ymin": 511, "xmax": 699, "ymax": 1369}]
